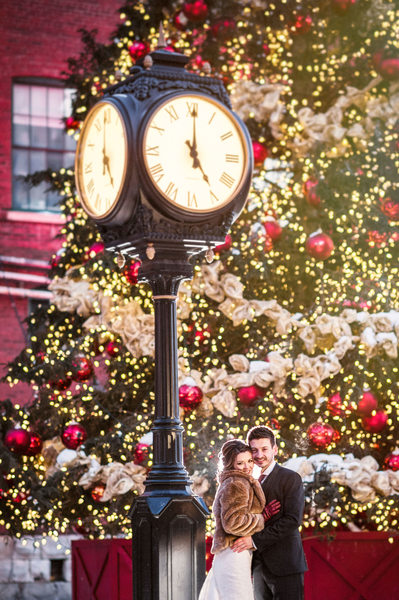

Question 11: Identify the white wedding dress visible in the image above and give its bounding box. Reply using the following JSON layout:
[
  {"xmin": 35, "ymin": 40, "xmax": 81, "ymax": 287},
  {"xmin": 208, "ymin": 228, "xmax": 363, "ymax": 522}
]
[{"xmin": 198, "ymin": 546, "xmax": 254, "ymax": 600}]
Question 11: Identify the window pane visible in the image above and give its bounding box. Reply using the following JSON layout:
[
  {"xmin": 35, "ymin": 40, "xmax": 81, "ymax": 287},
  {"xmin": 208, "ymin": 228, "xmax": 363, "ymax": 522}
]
[
  {"xmin": 48, "ymin": 151, "xmax": 63, "ymax": 171},
  {"xmin": 64, "ymin": 88, "xmax": 75, "ymax": 116},
  {"xmin": 12, "ymin": 149, "xmax": 30, "ymax": 209},
  {"xmin": 31, "ymin": 115, "xmax": 48, "ymax": 148},
  {"xmin": 63, "ymin": 151, "xmax": 76, "ymax": 168},
  {"xmin": 30, "ymin": 181, "xmax": 48, "ymax": 210},
  {"xmin": 48, "ymin": 88, "xmax": 64, "ymax": 118},
  {"xmin": 31, "ymin": 86, "xmax": 47, "ymax": 117},
  {"xmin": 30, "ymin": 149, "xmax": 46, "ymax": 172},
  {"xmin": 48, "ymin": 117, "xmax": 64, "ymax": 149},
  {"xmin": 65, "ymin": 133, "xmax": 76, "ymax": 151},
  {"xmin": 46, "ymin": 190, "xmax": 61, "ymax": 210},
  {"xmin": 12, "ymin": 149, "xmax": 29, "ymax": 175},
  {"xmin": 13, "ymin": 116, "xmax": 30, "ymax": 146},
  {"xmin": 13, "ymin": 84, "xmax": 30, "ymax": 115},
  {"xmin": 13, "ymin": 178, "xmax": 30, "ymax": 210}
]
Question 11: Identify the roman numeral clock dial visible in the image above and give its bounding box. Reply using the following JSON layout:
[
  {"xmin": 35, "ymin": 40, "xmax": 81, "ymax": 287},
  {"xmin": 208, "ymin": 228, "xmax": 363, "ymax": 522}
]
[
  {"xmin": 141, "ymin": 93, "xmax": 251, "ymax": 220},
  {"xmin": 75, "ymin": 100, "xmax": 131, "ymax": 224}
]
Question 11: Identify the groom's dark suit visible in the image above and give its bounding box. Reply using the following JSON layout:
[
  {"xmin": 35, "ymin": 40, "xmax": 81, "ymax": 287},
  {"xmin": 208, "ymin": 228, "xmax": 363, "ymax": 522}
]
[{"xmin": 252, "ymin": 463, "xmax": 307, "ymax": 599}]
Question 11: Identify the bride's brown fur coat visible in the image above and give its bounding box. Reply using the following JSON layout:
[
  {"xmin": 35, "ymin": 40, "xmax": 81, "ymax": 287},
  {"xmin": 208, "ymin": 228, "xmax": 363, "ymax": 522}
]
[{"xmin": 211, "ymin": 469, "xmax": 265, "ymax": 554}]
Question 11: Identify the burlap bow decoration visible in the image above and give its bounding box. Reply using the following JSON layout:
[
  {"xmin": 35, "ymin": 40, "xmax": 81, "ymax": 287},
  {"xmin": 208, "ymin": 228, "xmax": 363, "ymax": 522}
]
[{"xmin": 284, "ymin": 453, "xmax": 399, "ymax": 503}]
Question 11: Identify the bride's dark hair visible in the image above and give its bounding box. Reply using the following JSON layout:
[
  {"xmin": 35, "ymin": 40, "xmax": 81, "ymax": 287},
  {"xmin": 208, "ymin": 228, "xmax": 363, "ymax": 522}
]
[{"xmin": 217, "ymin": 439, "xmax": 251, "ymax": 481}]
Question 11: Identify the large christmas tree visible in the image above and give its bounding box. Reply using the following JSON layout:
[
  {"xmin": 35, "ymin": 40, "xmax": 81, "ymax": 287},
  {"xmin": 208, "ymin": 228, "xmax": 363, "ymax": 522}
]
[{"xmin": 1, "ymin": 0, "xmax": 399, "ymax": 540}]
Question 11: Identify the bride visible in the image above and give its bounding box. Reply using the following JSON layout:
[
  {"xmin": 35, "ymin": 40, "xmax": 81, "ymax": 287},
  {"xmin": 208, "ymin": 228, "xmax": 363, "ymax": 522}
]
[{"xmin": 199, "ymin": 439, "xmax": 280, "ymax": 599}]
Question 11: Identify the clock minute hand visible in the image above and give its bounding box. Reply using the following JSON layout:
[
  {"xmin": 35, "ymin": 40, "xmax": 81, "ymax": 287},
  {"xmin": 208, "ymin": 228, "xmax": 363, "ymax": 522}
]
[
  {"xmin": 102, "ymin": 114, "xmax": 107, "ymax": 175},
  {"xmin": 196, "ymin": 159, "xmax": 210, "ymax": 185},
  {"xmin": 103, "ymin": 155, "xmax": 114, "ymax": 187},
  {"xmin": 191, "ymin": 107, "xmax": 198, "ymax": 155},
  {"xmin": 185, "ymin": 108, "xmax": 210, "ymax": 184},
  {"xmin": 185, "ymin": 107, "xmax": 199, "ymax": 164}
]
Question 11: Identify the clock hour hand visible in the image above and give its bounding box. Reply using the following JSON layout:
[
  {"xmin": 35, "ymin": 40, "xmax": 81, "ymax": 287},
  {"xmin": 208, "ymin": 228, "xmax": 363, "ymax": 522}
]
[
  {"xmin": 185, "ymin": 142, "xmax": 210, "ymax": 185},
  {"xmin": 103, "ymin": 155, "xmax": 114, "ymax": 187}
]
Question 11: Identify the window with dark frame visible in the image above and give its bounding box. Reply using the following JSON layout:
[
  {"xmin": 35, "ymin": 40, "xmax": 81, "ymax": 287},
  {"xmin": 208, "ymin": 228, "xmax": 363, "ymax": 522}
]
[
  {"xmin": 12, "ymin": 79, "xmax": 76, "ymax": 212},
  {"xmin": 50, "ymin": 558, "xmax": 65, "ymax": 581}
]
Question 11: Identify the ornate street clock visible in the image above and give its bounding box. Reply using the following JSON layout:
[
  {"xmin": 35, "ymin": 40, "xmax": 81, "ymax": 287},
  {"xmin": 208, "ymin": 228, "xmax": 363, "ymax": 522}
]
[
  {"xmin": 140, "ymin": 92, "xmax": 252, "ymax": 222},
  {"xmin": 75, "ymin": 46, "xmax": 253, "ymax": 237}
]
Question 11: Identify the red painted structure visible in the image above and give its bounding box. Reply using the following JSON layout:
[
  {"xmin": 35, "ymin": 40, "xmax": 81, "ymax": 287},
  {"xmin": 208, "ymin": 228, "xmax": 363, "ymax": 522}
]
[
  {"xmin": 72, "ymin": 533, "xmax": 399, "ymax": 600},
  {"xmin": 73, "ymin": 539, "xmax": 132, "ymax": 600},
  {"xmin": 303, "ymin": 533, "xmax": 399, "ymax": 600},
  {"xmin": 0, "ymin": 0, "xmax": 119, "ymax": 404}
]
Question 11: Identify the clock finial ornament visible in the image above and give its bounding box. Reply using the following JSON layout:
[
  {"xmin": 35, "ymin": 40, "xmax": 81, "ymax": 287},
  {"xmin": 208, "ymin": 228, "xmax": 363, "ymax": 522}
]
[{"xmin": 157, "ymin": 22, "xmax": 167, "ymax": 49}]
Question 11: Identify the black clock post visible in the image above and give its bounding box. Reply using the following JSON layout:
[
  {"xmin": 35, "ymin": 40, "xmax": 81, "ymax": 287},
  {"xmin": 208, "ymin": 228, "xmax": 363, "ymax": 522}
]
[
  {"xmin": 77, "ymin": 38, "xmax": 253, "ymax": 600},
  {"xmin": 125, "ymin": 238, "xmax": 209, "ymax": 600}
]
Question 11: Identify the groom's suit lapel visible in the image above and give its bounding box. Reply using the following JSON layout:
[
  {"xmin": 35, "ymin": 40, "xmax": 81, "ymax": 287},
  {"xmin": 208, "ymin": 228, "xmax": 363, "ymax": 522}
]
[{"xmin": 262, "ymin": 463, "xmax": 279, "ymax": 500}]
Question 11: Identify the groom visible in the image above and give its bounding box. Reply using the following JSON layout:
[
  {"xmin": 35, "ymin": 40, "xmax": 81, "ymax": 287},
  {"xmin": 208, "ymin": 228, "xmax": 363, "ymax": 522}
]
[{"xmin": 232, "ymin": 425, "xmax": 307, "ymax": 600}]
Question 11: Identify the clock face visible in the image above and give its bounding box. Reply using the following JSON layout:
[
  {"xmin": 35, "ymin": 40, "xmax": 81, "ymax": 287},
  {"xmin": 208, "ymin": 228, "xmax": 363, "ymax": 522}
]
[
  {"xmin": 75, "ymin": 101, "xmax": 128, "ymax": 220},
  {"xmin": 142, "ymin": 93, "xmax": 250, "ymax": 215}
]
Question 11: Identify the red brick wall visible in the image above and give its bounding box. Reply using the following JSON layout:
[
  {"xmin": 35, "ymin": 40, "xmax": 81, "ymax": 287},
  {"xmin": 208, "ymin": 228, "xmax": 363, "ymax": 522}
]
[
  {"xmin": 0, "ymin": 296, "xmax": 34, "ymax": 405},
  {"xmin": 0, "ymin": 0, "xmax": 122, "ymax": 402}
]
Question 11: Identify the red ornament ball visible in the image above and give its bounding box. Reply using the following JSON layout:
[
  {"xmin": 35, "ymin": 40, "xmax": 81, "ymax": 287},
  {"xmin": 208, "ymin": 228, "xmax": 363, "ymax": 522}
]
[
  {"xmin": 252, "ymin": 140, "xmax": 268, "ymax": 167},
  {"xmin": 65, "ymin": 116, "xmax": 80, "ymax": 130},
  {"xmin": 327, "ymin": 393, "xmax": 343, "ymax": 416},
  {"xmin": 368, "ymin": 230, "xmax": 388, "ymax": 248},
  {"xmin": 384, "ymin": 453, "xmax": 399, "ymax": 471},
  {"xmin": 61, "ymin": 424, "xmax": 87, "ymax": 450},
  {"xmin": 211, "ymin": 18, "xmax": 236, "ymax": 40},
  {"xmin": 372, "ymin": 50, "xmax": 384, "ymax": 70},
  {"xmin": 87, "ymin": 242, "xmax": 104, "ymax": 259},
  {"xmin": 13, "ymin": 491, "xmax": 28, "ymax": 504},
  {"xmin": 306, "ymin": 231, "xmax": 334, "ymax": 260},
  {"xmin": 332, "ymin": 0, "xmax": 357, "ymax": 14},
  {"xmin": 214, "ymin": 234, "xmax": 232, "ymax": 253},
  {"xmin": 377, "ymin": 57, "xmax": 399, "ymax": 81},
  {"xmin": 124, "ymin": 261, "xmax": 141, "ymax": 285},
  {"xmin": 25, "ymin": 432, "xmax": 43, "ymax": 457},
  {"xmin": 183, "ymin": 0, "xmax": 208, "ymax": 21},
  {"xmin": 362, "ymin": 410, "xmax": 388, "ymax": 433},
  {"xmin": 179, "ymin": 384, "xmax": 203, "ymax": 411},
  {"xmin": 263, "ymin": 43, "xmax": 271, "ymax": 56},
  {"xmin": 268, "ymin": 417, "xmax": 281, "ymax": 430},
  {"xmin": 264, "ymin": 219, "xmax": 282, "ymax": 241},
  {"xmin": 237, "ymin": 385, "xmax": 264, "ymax": 407},
  {"xmin": 307, "ymin": 422, "xmax": 337, "ymax": 449},
  {"xmin": 174, "ymin": 11, "xmax": 189, "ymax": 30},
  {"xmin": 192, "ymin": 54, "xmax": 205, "ymax": 70},
  {"xmin": 72, "ymin": 355, "xmax": 93, "ymax": 382},
  {"xmin": 356, "ymin": 391, "xmax": 378, "ymax": 416},
  {"xmin": 134, "ymin": 443, "xmax": 150, "ymax": 465},
  {"xmin": 105, "ymin": 340, "xmax": 121, "ymax": 357},
  {"xmin": 187, "ymin": 324, "xmax": 210, "ymax": 347},
  {"xmin": 380, "ymin": 197, "xmax": 399, "ymax": 222},
  {"xmin": 91, "ymin": 484, "xmax": 106, "ymax": 502},
  {"xmin": 303, "ymin": 178, "xmax": 321, "ymax": 207},
  {"xmin": 292, "ymin": 14, "xmax": 312, "ymax": 35},
  {"xmin": 4, "ymin": 428, "xmax": 31, "ymax": 454},
  {"xmin": 128, "ymin": 40, "xmax": 150, "ymax": 62},
  {"xmin": 51, "ymin": 375, "xmax": 71, "ymax": 391}
]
